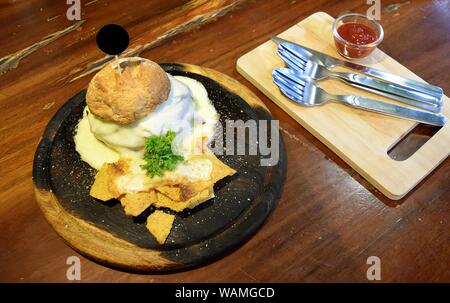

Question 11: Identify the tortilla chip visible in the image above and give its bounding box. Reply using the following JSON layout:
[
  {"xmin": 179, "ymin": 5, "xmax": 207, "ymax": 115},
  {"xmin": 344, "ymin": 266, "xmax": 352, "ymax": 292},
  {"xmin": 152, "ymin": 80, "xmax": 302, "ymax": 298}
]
[
  {"xmin": 189, "ymin": 154, "xmax": 235, "ymax": 189},
  {"xmin": 90, "ymin": 153, "xmax": 235, "ymax": 201},
  {"xmin": 160, "ymin": 154, "xmax": 236, "ymax": 202},
  {"xmin": 119, "ymin": 191, "xmax": 157, "ymax": 217},
  {"xmin": 146, "ymin": 210, "xmax": 175, "ymax": 244},
  {"xmin": 153, "ymin": 187, "xmax": 214, "ymax": 212},
  {"xmin": 207, "ymin": 153, "xmax": 237, "ymax": 182},
  {"xmin": 90, "ymin": 159, "xmax": 130, "ymax": 201},
  {"xmin": 90, "ymin": 162, "xmax": 124, "ymax": 201},
  {"xmin": 155, "ymin": 186, "xmax": 182, "ymax": 201},
  {"xmin": 89, "ymin": 152, "xmax": 236, "ymax": 241}
]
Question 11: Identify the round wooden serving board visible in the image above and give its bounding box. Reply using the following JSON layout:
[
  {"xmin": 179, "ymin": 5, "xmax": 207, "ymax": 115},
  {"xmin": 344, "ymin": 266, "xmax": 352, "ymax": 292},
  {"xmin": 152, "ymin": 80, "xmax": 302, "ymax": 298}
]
[{"xmin": 32, "ymin": 63, "xmax": 286, "ymax": 272}]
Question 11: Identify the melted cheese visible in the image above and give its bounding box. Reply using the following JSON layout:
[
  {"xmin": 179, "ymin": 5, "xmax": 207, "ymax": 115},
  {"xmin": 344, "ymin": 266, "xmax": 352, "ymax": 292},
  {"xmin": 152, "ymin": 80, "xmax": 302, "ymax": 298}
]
[
  {"xmin": 74, "ymin": 109, "xmax": 120, "ymax": 170},
  {"xmin": 114, "ymin": 157, "xmax": 213, "ymax": 193},
  {"xmin": 74, "ymin": 75, "xmax": 218, "ymax": 173}
]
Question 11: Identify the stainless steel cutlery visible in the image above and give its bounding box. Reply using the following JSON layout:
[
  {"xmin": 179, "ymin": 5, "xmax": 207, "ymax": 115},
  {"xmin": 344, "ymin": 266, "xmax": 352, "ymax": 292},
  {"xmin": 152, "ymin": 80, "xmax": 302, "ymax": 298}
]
[
  {"xmin": 271, "ymin": 37, "xmax": 446, "ymax": 126},
  {"xmin": 272, "ymin": 68, "xmax": 446, "ymax": 126},
  {"xmin": 272, "ymin": 36, "xmax": 444, "ymax": 103},
  {"xmin": 277, "ymin": 42, "xmax": 441, "ymax": 112}
]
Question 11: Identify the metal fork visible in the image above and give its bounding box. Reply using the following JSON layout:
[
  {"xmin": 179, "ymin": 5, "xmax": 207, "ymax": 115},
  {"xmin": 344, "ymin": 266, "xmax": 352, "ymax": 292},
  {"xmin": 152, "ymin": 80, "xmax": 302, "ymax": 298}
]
[
  {"xmin": 277, "ymin": 42, "xmax": 443, "ymax": 112},
  {"xmin": 272, "ymin": 68, "xmax": 446, "ymax": 126},
  {"xmin": 277, "ymin": 43, "xmax": 441, "ymax": 113},
  {"xmin": 272, "ymin": 37, "xmax": 444, "ymax": 102}
]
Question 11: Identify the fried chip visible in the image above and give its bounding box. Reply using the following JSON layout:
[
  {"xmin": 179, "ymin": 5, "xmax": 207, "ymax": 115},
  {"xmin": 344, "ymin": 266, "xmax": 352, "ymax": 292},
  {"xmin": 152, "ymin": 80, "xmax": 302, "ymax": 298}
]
[
  {"xmin": 89, "ymin": 151, "xmax": 236, "ymax": 242},
  {"xmin": 154, "ymin": 187, "xmax": 215, "ymax": 212},
  {"xmin": 90, "ymin": 153, "xmax": 234, "ymax": 202},
  {"xmin": 90, "ymin": 160, "xmax": 129, "ymax": 201},
  {"xmin": 155, "ymin": 186, "xmax": 182, "ymax": 201},
  {"xmin": 160, "ymin": 154, "xmax": 236, "ymax": 202},
  {"xmin": 146, "ymin": 210, "xmax": 175, "ymax": 244},
  {"xmin": 119, "ymin": 191, "xmax": 157, "ymax": 217},
  {"xmin": 188, "ymin": 154, "xmax": 235, "ymax": 190},
  {"xmin": 207, "ymin": 153, "xmax": 237, "ymax": 182}
]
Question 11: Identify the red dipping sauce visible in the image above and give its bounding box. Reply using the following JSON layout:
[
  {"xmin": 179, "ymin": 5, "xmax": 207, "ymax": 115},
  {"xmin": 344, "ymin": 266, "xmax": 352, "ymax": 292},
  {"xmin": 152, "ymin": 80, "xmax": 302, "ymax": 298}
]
[
  {"xmin": 337, "ymin": 23, "xmax": 378, "ymax": 45},
  {"xmin": 332, "ymin": 14, "xmax": 384, "ymax": 59}
]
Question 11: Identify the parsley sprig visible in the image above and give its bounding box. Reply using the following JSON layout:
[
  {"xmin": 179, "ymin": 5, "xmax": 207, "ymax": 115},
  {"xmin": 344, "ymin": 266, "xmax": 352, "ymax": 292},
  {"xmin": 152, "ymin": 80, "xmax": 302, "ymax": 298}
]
[{"xmin": 140, "ymin": 131, "xmax": 184, "ymax": 177}]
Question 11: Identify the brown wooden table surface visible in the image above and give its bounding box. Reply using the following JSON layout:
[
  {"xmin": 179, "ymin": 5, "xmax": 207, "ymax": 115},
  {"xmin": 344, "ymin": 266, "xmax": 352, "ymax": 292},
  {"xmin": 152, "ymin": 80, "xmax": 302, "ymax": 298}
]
[{"xmin": 0, "ymin": 0, "xmax": 449, "ymax": 282}]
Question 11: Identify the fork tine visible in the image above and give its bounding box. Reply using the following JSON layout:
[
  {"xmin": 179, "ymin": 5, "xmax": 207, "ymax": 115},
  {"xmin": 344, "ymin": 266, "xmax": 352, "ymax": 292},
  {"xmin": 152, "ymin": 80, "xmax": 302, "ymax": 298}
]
[
  {"xmin": 280, "ymin": 43, "xmax": 308, "ymax": 64},
  {"xmin": 280, "ymin": 85, "xmax": 303, "ymax": 103},
  {"xmin": 275, "ymin": 68, "xmax": 308, "ymax": 88},
  {"xmin": 278, "ymin": 48, "xmax": 306, "ymax": 71},
  {"xmin": 272, "ymin": 70, "xmax": 303, "ymax": 96},
  {"xmin": 273, "ymin": 70, "xmax": 305, "ymax": 97},
  {"xmin": 273, "ymin": 74, "xmax": 304, "ymax": 103},
  {"xmin": 273, "ymin": 70, "xmax": 305, "ymax": 92},
  {"xmin": 284, "ymin": 53, "xmax": 306, "ymax": 70},
  {"xmin": 284, "ymin": 55, "xmax": 306, "ymax": 72},
  {"xmin": 278, "ymin": 46, "xmax": 307, "ymax": 70}
]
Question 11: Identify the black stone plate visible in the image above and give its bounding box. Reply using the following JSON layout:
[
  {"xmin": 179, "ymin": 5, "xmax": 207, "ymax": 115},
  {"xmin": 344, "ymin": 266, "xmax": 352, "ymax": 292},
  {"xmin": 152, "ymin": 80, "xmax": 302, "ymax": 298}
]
[{"xmin": 33, "ymin": 63, "xmax": 286, "ymax": 272}]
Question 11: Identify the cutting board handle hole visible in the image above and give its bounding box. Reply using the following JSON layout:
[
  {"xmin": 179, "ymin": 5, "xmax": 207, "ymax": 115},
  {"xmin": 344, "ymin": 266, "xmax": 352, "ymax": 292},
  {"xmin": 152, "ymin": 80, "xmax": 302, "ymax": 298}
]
[{"xmin": 387, "ymin": 124, "xmax": 441, "ymax": 161}]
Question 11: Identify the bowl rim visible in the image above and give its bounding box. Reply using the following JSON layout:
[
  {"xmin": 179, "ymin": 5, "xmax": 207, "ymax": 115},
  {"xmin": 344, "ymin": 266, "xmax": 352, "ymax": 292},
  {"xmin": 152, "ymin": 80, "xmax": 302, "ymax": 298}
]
[{"xmin": 332, "ymin": 13, "xmax": 384, "ymax": 49}]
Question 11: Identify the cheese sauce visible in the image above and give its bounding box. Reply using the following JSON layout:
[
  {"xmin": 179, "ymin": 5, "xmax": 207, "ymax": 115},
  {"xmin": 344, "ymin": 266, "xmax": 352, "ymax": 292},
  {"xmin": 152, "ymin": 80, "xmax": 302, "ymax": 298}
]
[
  {"xmin": 74, "ymin": 110, "xmax": 120, "ymax": 170},
  {"xmin": 114, "ymin": 157, "xmax": 213, "ymax": 193}
]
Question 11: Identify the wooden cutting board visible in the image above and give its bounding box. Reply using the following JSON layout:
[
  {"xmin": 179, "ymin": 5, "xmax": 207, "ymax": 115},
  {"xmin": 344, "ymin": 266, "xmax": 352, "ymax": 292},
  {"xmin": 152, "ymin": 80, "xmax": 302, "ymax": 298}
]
[{"xmin": 237, "ymin": 12, "xmax": 449, "ymax": 200}]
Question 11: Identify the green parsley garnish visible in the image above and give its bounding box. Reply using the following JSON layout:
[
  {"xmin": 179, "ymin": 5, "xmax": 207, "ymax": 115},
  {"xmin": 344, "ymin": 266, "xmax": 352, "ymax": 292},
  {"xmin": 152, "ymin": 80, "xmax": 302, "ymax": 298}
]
[{"xmin": 140, "ymin": 131, "xmax": 184, "ymax": 177}]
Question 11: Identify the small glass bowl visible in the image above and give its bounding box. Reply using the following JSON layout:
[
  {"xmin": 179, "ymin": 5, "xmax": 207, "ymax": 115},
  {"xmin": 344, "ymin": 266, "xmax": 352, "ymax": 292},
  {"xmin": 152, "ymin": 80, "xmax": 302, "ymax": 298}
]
[{"xmin": 332, "ymin": 13, "xmax": 384, "ymax": 60}]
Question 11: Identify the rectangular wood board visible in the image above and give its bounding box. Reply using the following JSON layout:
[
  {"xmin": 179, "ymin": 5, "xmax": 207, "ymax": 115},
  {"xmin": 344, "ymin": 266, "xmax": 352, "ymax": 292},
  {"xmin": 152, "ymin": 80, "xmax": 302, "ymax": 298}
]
[{"xmin": 236, "ymin": 12, "xmax": 449, "ymax": 199}]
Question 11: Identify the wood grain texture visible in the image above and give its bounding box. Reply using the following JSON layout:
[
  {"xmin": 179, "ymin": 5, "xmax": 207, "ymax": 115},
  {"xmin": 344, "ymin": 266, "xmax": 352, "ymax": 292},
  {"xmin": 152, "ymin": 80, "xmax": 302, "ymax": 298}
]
[
  {"xmin": 236, "ymin": 12, "xmax": 450, "ymax": 199},
  {"xmin": 66, "ymin": 0, "xmax": 251, "ymax": 82},
  {"xmin": 34, "ymin": 189, "xmax": 178, "ymax": 271},
  {"xmin": 0, "ymin": 20, "xmax": 85, "ymax": 73},
  {"xmin": 0, "ymin": 0, "xmax": 449, "ymax": 282}
]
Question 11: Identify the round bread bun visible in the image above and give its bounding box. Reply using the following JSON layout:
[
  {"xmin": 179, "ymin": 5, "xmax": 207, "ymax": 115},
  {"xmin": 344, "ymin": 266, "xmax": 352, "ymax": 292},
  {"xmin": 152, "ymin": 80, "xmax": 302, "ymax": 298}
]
[{"xmin": 86, "ymin": 57, "xmax": 170, "ymax": 125}]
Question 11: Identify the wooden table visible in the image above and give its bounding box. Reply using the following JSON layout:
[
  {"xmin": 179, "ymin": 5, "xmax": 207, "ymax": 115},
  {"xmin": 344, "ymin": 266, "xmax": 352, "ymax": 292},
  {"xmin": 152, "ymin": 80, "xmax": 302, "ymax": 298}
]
[{"xmin": 0, "ymin": 0, "xmax": 448, "ymax": 282}]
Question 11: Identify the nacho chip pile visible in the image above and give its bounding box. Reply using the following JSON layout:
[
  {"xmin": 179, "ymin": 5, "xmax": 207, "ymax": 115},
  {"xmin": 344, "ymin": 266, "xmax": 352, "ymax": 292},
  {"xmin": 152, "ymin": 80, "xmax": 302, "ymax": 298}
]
[{"xmin": 90, "ymin": 153, "xmax": 235, "ymax": 244}]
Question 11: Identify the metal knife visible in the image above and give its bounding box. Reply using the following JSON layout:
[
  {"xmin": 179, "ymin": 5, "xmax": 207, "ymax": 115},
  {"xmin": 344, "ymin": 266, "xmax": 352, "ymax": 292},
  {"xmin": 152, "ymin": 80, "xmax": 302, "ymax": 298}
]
[{"xmin": 271, "ymin": 36, "xmax": 444, "ymax": 103}]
